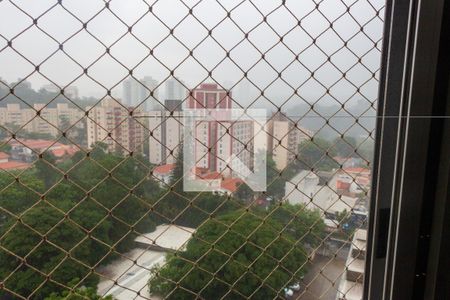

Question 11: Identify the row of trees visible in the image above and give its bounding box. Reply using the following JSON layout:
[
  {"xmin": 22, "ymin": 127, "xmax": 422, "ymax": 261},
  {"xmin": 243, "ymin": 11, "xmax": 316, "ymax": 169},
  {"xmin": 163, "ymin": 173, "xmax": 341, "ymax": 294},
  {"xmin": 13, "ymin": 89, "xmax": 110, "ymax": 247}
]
[
  {"xmin": 0, "ymin": 140, "xmax": 327, "ymax": 299},
  {"xmin": 281, "ymin": 136, "xmax": 372, "ymax": 179},
  {"xmin": 0, "ymin": 144, "xmax": 161, "ymax": 299}
]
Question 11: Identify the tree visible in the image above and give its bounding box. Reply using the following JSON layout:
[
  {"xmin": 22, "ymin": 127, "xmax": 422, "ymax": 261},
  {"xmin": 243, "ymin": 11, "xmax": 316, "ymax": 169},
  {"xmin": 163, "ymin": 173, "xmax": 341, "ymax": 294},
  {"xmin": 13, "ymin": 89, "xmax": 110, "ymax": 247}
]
[
  {"xmin": 169, "ymin": 143, "xmax": 184, "ymax": 194},
  {"xmin": 266, "ymin": 155, "xmax": 285, "ymax": 200},
  {"xmin": 0, "ymin": 204, "xmax": 99, "ymax": 299},
  {"xmin": 45, "ymin": 287, "xmax": 113, "ymax": 300},
  {"xmin": 298, "ymin": 138, "xmax": 339, "ymax": 171},
  {"xmin": 235, "ymin": 182, "xmax": 254, "ymax": 202},
  {"xmin": 331, "ymin": 136, "xmax": 358, "ymax": 158},
  {"xmin": 270, "ymin": 204, "xmax": 325, "ymax": 247},
  {"xmin": 35, "ymin": 152, "xmax": 62, "ymax": 190},
  {"xmin": 149, "ymin": 210, "xmax": 311, "ymax": 299}
]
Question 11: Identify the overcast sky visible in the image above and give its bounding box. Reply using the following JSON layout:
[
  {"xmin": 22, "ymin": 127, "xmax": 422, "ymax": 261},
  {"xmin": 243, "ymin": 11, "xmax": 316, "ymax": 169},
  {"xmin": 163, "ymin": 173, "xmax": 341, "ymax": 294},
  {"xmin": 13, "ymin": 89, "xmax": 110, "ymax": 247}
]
[{"xmin": 0, "ymin": 0, "xmax": 385, "ymax": 109}]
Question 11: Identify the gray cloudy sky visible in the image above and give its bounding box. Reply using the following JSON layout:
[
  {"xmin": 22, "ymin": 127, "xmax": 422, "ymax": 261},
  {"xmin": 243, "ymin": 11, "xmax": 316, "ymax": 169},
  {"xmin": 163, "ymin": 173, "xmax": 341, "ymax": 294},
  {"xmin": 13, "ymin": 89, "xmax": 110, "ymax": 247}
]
[{"xmin": 0, "ymin": 0, "xmax": 385, "ymax": 109}]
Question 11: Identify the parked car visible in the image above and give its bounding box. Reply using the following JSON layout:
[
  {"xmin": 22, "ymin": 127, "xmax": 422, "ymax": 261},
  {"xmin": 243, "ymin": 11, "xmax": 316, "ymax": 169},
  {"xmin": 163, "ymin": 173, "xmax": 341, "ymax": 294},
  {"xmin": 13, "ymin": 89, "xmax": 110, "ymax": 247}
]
[
  {"xmin": 289, "ymin": 282, "xmax": 301, "ymax": 292},
  {"xmin": 284, "ymin": 287, "xmax": 294, "ymax": 298}
]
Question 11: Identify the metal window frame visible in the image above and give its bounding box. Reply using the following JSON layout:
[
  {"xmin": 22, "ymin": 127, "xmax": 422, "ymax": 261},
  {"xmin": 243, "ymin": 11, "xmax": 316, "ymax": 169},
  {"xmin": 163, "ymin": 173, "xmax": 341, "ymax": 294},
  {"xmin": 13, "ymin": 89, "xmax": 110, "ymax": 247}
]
[{"xmin": 365, "ymin": 0, "xmax": 449, "ymax": 299}]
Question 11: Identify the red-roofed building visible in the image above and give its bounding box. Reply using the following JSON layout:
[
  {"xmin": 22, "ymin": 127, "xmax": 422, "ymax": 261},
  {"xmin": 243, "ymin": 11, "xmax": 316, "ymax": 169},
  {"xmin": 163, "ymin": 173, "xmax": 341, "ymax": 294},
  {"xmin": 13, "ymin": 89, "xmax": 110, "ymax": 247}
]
[
  {"xmin": 51, "ymin": 146, "xmax": 78, "ymax": 159},
  {"xmin": 8, "ymin": 139, "xmax": 78, "ymax": 162},
  {"xmin": 153, "ymin": 164, "xmax": 176, "ymax": 186},
  {"xmin": 199, "ymin": 171, "xmax": 222, "ymax": 180},
  {"xmin": 0, "ymin": 161, "xmax": 31, "ymax": 171},
  {"xmin": 220, "ymin": 178, "xmax": 244, "ymax": 194}
]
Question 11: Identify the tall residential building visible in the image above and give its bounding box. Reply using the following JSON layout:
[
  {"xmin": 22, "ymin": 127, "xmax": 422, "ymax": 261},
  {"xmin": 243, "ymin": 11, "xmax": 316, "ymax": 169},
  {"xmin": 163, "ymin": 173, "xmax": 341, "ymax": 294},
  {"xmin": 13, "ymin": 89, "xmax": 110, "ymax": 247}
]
[
  {"xmin": 164, "ymin": 78, "xmax": 186, "ymax": 101},
  {"xmin": 123, "ymin": 76, "xmax": 160, "ymax": 110},
  {"xmin": 148, "ymin": 100, "xmax": 184, "ymax": 165},
  {"xmin": 187, "ymin": 83, "xmax": 254, "ymax": 177},
  {"xmin": 0, "ymin": 103, "xmax": 84, "ymax": 137},
  {"xmin": 149, "ymin": 85, "xmax": 256, "ymax": 179},
  {"xmin": 86, "ymin": 98, "xmax": 145, "ymax": 154},
  {"xmin": 267, "ymin": 112, "xmax": 312, "ymax": 171}
]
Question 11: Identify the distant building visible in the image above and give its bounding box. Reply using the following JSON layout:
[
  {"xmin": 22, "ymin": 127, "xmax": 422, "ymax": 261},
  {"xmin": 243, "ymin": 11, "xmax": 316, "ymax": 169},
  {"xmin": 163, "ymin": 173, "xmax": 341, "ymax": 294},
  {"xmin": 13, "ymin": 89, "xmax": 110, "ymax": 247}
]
[
  {"xmin": 267, "ymin": 112, "xmax": 312, "ymax": 171},
  {"xmin": 123, "ymin": 76, "xmax": 160, "ymax": 110},
  {"xmin": 0, "ymin": 103, "xmax": 84, "ymax": 137},
  {"xmin": 164, "ymin": 78, "xmax": 186, "ymax": 101},
  {"xmin": 335, "ymin": 167, "xmax": 371, "ymax": 195},
  {"xmin": 149, "ymin": 84, "xmax": 257, "ymax": 181},
  {"xmin": 0, "ymin": 151, "xmax": 30, "ymax": 170},
  {"xmin": 86, "ymin": 98, "xmax": 145, "ymax": 154},
  {"xmin": 148, "ymin": 100, "xmax": 184, "ymax": 165},
  {"xmin": 284, "ymin": 170, "xmax": 359, "ymax": 217},
  {"xmin": 187, "ymin": 83, "xmax": 255, "ymax": 178},
  {"xmin": 42, "ymin": 84, "xmax": 79, "ymax": 99},
  {"xmin": 8, "ymin": 139, "xmax": 78, "ymax": 163}
]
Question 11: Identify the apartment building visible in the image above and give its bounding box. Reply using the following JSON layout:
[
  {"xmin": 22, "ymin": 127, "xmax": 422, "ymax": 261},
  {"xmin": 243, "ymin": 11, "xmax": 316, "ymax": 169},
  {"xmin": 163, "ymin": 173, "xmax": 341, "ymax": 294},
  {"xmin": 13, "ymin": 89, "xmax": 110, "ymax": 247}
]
[
  {"xmin": 187, "ymin": 83, "xmax": 256, "ymax": 177},
  {"xmin": 148, "ymin": 100, "xmax": 184, "ymax": 165},
  {"xmin": 148, "ymin": 85, "xmax": 256, "ymax": 179},
  {"xmin": 165, "ymin": 78, "xmax": 186, "ymax": 101},
  {"xmin": 267, "ymin": 112, "xmax": 312, "ymax": 171},
  {"xmin": 123, "ymin": 76, "xmax": 160, "ymax": 111},
  {"xmin": 0, "ymin": 103, "xmax": 84, "ymax": 136},
  {"xmin": 86, "ymin": 98, "xmax": 145, "ymax": 154}
]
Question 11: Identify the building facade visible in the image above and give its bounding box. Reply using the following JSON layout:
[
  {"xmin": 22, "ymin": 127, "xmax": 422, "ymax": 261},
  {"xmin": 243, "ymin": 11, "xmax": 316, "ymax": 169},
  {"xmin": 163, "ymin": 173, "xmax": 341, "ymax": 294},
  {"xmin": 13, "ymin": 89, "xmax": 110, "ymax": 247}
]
[
  {"xmin": 164, "ymin": 78, "xmax": 186, "ymax": 101},
  {"xmin": 187, "ymin": 83, "xmax": 255, "ymax": 177},
  {"xmin": 267, "ymin": 112, "xmax": 312, "ymax": 171},
  {"xmin": 148, "ymin": 100, "xmax": 184, "ymax": 165},
  {"xmin": 42, "ymin": 84, "xmax": 79, "ymax": 99},
  {"xmin": 123, "ymin": 76, "xmax": 160, "ymax": 110},
  {"xmin": 0, "ymin": 103, "xmax": 84, "ymax": 137},
  {"xmin": 148, "ymin": 85, "xmax": 256, "ymax": 180},
  {"xmin": 86, "ymin": 98, "xmax": 145, "ymax": 154}
]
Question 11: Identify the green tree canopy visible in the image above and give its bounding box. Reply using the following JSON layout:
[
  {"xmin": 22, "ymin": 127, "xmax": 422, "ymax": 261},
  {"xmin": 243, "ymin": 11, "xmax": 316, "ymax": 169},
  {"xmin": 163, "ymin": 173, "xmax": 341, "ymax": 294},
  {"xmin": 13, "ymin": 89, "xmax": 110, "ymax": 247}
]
[
  {"xmin": 45, "ymin": 286, "xmax": 113, "ymax": 300},
  {"xmin": 297, "ymin": 138, "xmax": 339, "ymax": 171},
  {"xmin": 331, "ymin": 136, "xmax": 358, "ymax": 158},
  {"xmin": 148, "ymin": 208, "xmax": 321, "ymax": 299},
  {"xmin": 0, "ymin": 148, "xmax": 161, "ymax": 299}
]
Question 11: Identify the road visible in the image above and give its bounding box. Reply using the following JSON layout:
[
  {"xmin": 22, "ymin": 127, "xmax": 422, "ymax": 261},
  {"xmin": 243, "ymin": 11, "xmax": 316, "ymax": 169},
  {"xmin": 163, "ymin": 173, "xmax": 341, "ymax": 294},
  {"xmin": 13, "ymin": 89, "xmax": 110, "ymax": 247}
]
[
  {"xmin": 297, "ymin": 252, "xmax": 346, "ymax": 300},
  {"xmin": 97, "ymin": 248, "xmax": 165, "ymax": 300}
]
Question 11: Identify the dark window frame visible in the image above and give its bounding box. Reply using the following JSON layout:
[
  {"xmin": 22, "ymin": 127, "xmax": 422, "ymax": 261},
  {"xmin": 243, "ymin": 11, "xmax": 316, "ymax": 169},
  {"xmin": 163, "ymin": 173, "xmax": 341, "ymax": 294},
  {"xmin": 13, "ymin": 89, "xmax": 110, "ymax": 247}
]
[{"xmin": 366, "ymin": 0, "xmax": 450, "ymax": 298}]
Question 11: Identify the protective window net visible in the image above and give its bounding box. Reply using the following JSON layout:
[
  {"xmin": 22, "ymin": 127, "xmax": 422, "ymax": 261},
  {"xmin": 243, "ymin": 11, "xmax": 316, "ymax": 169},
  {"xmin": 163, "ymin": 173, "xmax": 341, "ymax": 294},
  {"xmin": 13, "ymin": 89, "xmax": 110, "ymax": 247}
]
[{"xmin": 0, "ymin": 0, "xmax": 384, "ymax": 299}]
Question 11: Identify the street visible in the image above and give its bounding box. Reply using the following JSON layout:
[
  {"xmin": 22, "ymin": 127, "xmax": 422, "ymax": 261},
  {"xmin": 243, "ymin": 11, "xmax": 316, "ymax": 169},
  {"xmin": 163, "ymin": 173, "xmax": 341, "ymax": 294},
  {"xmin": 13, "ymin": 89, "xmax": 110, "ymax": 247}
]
[{"xmin": 297, "ymin": 251, "xmax": 347, "ymax": 300}]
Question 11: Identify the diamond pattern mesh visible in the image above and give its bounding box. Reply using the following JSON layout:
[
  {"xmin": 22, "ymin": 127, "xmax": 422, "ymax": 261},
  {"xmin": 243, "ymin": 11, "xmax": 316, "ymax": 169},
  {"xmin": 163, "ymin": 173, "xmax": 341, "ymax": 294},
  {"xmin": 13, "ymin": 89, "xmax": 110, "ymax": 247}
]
[{"xmin": 0, "ymin": 0, "xmax": 384, "ymax": 299}]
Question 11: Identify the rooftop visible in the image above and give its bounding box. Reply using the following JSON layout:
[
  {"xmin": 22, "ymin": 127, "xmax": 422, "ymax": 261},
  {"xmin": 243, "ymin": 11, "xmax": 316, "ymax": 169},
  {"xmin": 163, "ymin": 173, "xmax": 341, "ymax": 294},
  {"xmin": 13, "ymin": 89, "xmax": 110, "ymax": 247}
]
[
  {"xmin": 354, "ymin": 229, "xmax": 368, "ymax": 242},
  {"xmin": 153, "ymin": 164, "xmax": 175, "ymax": 175},
  {"xmin": 134, "ymin": 224, "xmax": 195, "ymax": 251},
  {"xmin": 9, "ymin": 139, "xmax": 61, "ymax": 150},
  {"xmin": 220, "ymin": 178, "xmax": 244, "ymax": 193},
  {"xmin": 0, "ymin": 161, "xmax": 31, "ymax": 170}
]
